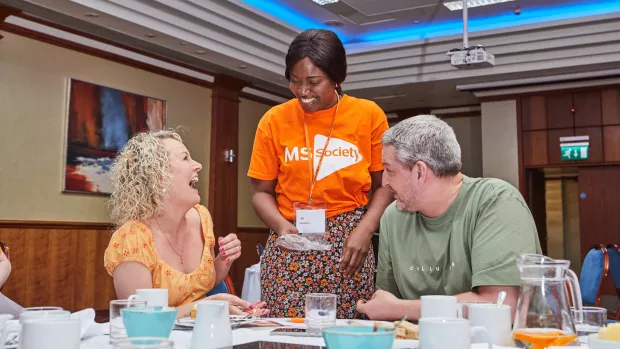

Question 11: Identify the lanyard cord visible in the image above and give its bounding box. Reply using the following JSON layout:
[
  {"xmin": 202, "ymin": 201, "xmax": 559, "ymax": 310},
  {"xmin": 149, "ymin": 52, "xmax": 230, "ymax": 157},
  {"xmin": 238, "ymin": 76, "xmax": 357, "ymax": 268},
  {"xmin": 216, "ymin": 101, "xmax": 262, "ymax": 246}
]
[{"xmin": 303, "ymin": 92, "xmax": 340, "ymax": 204}]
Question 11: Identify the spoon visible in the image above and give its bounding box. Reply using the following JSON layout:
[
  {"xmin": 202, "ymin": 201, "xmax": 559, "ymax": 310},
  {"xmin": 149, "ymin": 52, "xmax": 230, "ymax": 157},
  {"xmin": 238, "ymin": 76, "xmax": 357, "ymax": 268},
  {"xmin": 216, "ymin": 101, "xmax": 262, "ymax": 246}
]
[
  {"xmin": 372, "ymin": 315, "xmax": 407, "ymax": 333},
  {"xmin": 496, "ymin": 291, "xmax": 507, "ymax": 307},
  {"xmin": 394, "ymin": 315, "xmax": 408, "ymax": 330}
]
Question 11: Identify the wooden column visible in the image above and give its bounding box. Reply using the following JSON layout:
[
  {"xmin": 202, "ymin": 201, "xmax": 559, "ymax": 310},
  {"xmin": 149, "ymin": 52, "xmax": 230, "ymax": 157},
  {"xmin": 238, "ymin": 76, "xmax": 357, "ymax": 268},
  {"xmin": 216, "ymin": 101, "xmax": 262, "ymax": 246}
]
[
  {"xmin": 208, "ymin": 74, "xmax": 247, "ymax": 290},
  {"xmin": 0, "ymin": 5, "xmax": 21, "ymax": 40}
]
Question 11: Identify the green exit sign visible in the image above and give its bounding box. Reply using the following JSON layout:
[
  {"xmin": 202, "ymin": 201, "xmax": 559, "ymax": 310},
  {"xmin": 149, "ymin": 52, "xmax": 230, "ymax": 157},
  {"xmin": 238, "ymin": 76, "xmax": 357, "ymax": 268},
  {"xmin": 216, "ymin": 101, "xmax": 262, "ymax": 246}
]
[
  {"xmin": 561, "ymin": 145, "xmax": 589, "ymax": 161},
  {"xmin": 560, "ymin": 136, "xmax": 590, "ymax": 161}
]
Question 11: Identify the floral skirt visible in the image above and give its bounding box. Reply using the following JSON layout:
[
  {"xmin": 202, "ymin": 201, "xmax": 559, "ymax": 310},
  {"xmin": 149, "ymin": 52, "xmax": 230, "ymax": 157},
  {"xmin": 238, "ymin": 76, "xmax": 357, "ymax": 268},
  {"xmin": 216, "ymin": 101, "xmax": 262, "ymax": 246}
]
[{"xmin": 260, "ymin": 207, "xmax": 375, "ymax": 319}]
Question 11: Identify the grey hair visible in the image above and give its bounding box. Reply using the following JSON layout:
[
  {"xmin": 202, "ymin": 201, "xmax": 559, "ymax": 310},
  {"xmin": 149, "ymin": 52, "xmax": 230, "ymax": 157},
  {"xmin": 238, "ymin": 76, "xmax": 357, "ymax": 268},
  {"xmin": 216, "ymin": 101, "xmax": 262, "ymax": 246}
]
[{"xmin": 382, "ymin": 115, "xmax": 462, "ymax": 177}]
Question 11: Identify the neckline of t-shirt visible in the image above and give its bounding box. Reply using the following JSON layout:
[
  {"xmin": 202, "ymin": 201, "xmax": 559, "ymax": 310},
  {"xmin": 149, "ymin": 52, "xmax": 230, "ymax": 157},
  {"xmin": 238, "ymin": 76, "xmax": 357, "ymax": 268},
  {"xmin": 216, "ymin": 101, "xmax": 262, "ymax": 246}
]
[
  {"xmin": 419, "ymin": 174, "xmax": 470, "ymax": 226},
  {"xmin": 140, "ymin": 206, "xmax": 210, "ymax": 276}
]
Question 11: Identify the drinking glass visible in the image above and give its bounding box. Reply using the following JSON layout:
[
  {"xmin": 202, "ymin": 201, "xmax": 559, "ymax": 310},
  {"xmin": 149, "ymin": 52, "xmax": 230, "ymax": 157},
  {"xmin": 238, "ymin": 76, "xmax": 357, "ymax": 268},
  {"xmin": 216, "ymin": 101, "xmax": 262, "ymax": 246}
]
[
  {"xmin": 112, "ymin": 337, "xmax": 173, "ymax": 349},
  {"xmin": 110, "ymin": 299, "xmax": 148, "ymax": 343},
  {"xmin": 572, "ymin": 306, "xmax": 607, "ymax": 344},
  {"xmin": 305, "ymin": 293, "xmax": 337, "ymax": 335}
]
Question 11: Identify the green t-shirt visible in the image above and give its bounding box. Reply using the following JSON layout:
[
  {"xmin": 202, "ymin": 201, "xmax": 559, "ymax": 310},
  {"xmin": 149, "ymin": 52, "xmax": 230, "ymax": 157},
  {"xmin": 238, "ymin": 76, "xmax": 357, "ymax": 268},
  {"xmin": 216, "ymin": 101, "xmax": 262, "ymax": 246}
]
[{"xmin": 376, "ymin": 175, "xmax": 542, "ymax": 300}]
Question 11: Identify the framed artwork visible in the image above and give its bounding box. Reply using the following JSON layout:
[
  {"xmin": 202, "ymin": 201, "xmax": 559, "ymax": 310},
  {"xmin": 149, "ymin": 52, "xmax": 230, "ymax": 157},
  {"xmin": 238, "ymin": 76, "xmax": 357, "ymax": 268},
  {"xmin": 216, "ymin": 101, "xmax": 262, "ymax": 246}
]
[{"xmin": 63, "ymin": 78, "xmax": 166, "ymax": 195}]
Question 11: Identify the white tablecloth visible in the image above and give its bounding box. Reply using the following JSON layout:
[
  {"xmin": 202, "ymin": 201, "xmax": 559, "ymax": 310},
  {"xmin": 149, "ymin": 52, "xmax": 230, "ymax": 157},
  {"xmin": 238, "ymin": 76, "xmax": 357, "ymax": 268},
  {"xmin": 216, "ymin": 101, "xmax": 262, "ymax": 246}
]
[
  {"xmin": 79, "ymin": 319, "xmax": 543, "ymax": 349},
  {"xmin": 241, "ymin": 264, "xmax": 261, "ymax": 303}
]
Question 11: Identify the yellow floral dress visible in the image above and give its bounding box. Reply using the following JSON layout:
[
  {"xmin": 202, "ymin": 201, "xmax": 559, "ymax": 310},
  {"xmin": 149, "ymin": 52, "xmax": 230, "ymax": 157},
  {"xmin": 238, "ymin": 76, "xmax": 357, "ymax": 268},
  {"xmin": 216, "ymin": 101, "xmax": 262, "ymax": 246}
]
[{"xmin": 104, "ymin": 205, "xmax": 216, "ymax": 307}]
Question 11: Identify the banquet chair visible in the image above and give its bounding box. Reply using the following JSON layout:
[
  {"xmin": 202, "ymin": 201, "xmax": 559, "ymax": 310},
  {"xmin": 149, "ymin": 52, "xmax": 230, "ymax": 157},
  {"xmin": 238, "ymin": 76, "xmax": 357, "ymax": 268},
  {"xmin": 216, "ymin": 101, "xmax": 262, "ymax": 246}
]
[
  {"xmin": 256, "ymin": 242, "xmax": 264, "ymax": 259},
  {"xmin": 606, "ymin": 244, "xmax": 620, "ymax": 320},
  {"xmin": 0, "ymin": 241, "xmax": 9, "ymax": 261},
  {"xmin": 206, "ymin": 275, "xmax": 237, "ymax": 297},
  {"xmin": 579, "ymin": 244, "xmax": 609, "ymax": 307}
]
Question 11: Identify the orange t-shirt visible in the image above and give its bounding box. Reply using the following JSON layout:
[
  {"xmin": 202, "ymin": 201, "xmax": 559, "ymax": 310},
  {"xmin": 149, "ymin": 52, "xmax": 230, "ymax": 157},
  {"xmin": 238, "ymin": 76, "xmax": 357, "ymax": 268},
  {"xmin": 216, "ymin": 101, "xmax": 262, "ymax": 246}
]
[{"xmin": 248, "ymin": 94, "xmax": 389, "ymax": 220}]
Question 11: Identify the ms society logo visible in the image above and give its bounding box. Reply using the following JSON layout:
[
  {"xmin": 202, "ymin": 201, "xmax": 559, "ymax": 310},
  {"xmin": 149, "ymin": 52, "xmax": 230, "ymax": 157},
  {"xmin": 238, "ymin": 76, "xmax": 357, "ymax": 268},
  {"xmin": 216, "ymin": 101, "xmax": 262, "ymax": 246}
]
[{"xmin": 284, "ymin": 135, "xmax": 362, "ymax": 180}]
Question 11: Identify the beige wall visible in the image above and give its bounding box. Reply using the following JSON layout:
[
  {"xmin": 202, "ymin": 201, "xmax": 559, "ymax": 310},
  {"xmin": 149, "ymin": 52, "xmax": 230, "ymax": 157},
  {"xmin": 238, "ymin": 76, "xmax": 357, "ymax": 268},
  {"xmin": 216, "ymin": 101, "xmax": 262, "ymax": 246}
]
[
  {"xmin": 0, "ymin": 32, "xmax": 212, "ymax": 222},
  {"xmin": 237, "ymin": 98, "xmax": 271, "ymax": 228},
  {"xmin": 481, "ymin": 100, "xmax": 519, "ymax": 188},
  {"xmin": 444, "ymin": 116, "xmax": 482, "ymax": 178}
]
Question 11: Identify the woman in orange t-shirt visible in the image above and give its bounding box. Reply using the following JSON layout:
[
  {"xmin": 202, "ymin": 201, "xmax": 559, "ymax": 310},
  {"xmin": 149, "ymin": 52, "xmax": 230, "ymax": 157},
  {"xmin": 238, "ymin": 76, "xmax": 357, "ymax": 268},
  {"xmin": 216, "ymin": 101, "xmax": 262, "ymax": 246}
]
[{"xmin": 248, "ymin": 29, "xmax": 394, "ymax": 319}]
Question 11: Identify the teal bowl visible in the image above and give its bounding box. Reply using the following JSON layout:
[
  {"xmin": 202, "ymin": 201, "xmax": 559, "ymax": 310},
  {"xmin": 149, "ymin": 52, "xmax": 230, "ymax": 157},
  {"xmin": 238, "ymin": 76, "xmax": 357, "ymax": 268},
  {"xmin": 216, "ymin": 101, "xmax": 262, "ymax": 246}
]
[
  {"xmin": 121, "ymin": 306, "xmax": 178, "ymax": 339},
  {"xmin": 322, "ymin": 326, "xmax": 396, "ymax": 349}
]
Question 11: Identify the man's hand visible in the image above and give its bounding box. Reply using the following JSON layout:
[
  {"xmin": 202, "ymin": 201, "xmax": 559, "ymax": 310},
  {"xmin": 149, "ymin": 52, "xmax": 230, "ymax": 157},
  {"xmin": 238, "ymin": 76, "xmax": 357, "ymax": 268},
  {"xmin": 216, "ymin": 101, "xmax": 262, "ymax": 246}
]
[
  {"xmin": 356, "ymin": 290, "xmax": 403, "ymax": 320},
  {"xmin": 340, "ymin": 226, "xmax": 373, "ymax": 277}
]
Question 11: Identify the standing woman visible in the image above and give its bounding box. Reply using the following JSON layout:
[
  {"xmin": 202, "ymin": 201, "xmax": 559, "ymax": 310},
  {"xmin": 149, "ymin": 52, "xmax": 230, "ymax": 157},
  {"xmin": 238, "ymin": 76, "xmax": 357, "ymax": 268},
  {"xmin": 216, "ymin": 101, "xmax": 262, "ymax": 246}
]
[{"xmin": 248, "ymin": 29, "xmax": 393, "ymax": 319}]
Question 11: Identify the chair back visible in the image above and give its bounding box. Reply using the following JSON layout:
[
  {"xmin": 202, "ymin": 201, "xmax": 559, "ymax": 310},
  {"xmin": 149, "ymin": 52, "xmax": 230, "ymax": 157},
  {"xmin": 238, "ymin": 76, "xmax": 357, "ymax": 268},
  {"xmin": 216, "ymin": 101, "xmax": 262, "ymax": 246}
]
[
  {"xmin": 607, "ymin": 245, "xmax": 620, "ymax": 320},
  {"xmin": 579, "ymin": 244, "xmax": 609, "ymax": 306},
  {"xmin": 0, "ymin": 241, "xmax": 9, "ymax": 260},
  {"xmin": 205, "ymin": 275, "xmax": 237, "ymax": 297},
  {"xmin": 256, "ymin": 242, "xmax": 264, "ymax": 258},
  {"xmin": 607, "ymin": 245, "xmax": 620, "ymax": 296}
]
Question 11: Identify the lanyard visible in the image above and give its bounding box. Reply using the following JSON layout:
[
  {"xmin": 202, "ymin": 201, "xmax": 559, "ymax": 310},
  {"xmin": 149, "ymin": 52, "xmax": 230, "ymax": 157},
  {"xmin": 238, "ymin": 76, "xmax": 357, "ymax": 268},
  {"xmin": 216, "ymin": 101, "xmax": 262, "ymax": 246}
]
[{"xmin": 303, "ymin": 93, "xmax": 340, "ymax": 203}]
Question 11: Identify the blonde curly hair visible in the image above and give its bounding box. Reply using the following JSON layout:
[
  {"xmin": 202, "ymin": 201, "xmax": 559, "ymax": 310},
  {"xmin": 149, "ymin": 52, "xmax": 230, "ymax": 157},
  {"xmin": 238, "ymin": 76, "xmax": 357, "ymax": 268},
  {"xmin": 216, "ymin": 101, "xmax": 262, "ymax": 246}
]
[{"xmin": 109, "ymin": 130, "xmax": 183, "ymax": 227}]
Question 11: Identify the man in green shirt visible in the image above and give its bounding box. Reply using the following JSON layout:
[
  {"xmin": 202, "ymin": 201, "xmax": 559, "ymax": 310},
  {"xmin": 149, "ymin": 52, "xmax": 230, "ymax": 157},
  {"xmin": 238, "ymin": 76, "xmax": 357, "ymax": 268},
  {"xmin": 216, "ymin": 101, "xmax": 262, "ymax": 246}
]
[{"xmin": 357, "ymin": 115, "xmax": 541, "ymax": 321}]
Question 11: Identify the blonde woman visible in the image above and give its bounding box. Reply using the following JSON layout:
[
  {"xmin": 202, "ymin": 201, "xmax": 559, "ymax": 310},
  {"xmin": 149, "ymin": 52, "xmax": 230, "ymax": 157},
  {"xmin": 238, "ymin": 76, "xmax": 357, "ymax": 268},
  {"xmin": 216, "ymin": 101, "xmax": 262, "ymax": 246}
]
[{"xmin": 104, "ymin": 130, "xmax": 269, "ymax": 318}]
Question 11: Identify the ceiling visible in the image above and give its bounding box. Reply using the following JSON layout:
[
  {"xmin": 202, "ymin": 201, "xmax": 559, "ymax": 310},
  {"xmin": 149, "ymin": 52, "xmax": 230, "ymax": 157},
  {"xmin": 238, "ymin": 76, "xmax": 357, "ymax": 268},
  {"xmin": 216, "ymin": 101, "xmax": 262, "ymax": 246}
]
[{"xmin": 2, "ymin": 0, "xmax": 620, "ymax": 112}]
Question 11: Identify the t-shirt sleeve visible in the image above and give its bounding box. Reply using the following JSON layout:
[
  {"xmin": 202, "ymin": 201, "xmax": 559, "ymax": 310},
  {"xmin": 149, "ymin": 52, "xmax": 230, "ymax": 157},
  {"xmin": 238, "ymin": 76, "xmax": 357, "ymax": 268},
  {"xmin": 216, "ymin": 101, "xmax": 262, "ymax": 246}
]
[
  {"xmin": 369, "ymin": 104, "xmax": 389, "ymax": 172},
  {"xmin": 104, "ymin": 224, "xmax": 157, "ymax": 276},
  {"xmin": 247, "ymin": 114, "xmax": 279, "ymax": 180},
  {"xmin": 375, "ymin": 211, "xmax": 403, "ymax": 298},
  {"xmin": 471, "ymin": 195, "xmax": 542, "ymax": 289},
  {"xmin": 196, "ymin": 205, "xmax": 216, "ymax": 248}
]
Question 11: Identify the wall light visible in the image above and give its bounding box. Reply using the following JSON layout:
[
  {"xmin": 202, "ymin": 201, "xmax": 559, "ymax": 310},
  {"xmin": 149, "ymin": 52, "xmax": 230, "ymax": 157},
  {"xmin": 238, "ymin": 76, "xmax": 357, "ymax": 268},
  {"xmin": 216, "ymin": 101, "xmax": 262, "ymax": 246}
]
[
  {"xmin": 444, "ymin": 0, "xmax": 514, "ymax": 11},
  {"xmin": 311, "ymin": 0, "xmax": 339, "ymax": 5}
]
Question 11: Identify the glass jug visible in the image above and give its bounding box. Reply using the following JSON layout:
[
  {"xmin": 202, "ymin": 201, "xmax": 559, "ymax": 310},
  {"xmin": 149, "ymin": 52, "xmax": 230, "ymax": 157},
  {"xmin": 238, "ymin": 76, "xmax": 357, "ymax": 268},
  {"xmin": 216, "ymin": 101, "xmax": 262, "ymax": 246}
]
[{"xmin": 512, "ymin": 254, "xmax": 583, "ymax": 349}]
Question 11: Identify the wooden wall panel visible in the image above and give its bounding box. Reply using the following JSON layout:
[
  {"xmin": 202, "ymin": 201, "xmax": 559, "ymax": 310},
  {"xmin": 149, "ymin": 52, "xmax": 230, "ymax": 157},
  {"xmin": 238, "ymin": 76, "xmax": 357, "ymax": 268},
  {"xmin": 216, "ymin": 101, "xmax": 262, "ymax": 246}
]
[
  {"xmin": 603, "ymin": 125, "xmax": 620, "ymax": 162},
  {"xmin": 574, "ymin": 127, "xmax": 603, "ymax": 163},
  {"xmin": 522, "ymin": 95, "xmax": 547, "ymax": 130},
  {"xmin": 602, "ymin": 88, "xmax": 620, "ymax": 125},
  {"xmin": 231, "ymin": 227, "xmax": 270, "ymax": 294},
  {"xmin": 523, "ymin": 130, "xmax": 548, "ymax": 166},
  {"xmin": 574, "ymin": 91, "xmax": 602, "ymax": 127},
  {"xmin": 548, "ymin": 128, "xmax": 574, "ymax": 165},
  {"xmin": 546, "ymin": 93, "xmax": 574, "ymax": 129},
  {"xmin": 0, "ymin": 222, "xmax": 114, "ymax": 312}
]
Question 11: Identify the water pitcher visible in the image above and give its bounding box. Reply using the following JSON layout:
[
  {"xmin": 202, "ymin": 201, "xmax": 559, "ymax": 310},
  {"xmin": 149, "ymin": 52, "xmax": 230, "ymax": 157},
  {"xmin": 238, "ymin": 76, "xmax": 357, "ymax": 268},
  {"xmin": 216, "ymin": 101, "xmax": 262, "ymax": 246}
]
[
  {"xmin": 512, "ymin": 254, "xmax": 583, "ymax": 349},
  {"xmin": 191, "ymin": 300, "xmax": 232, "ymax": 349}
]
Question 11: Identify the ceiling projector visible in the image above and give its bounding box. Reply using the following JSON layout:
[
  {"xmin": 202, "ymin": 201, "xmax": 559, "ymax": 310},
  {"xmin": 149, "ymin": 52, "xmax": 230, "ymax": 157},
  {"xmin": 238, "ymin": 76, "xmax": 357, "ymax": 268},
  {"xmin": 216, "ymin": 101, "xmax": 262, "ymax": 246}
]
[{"xmin": 447, "ymin": 46, "xmax": 495, "ymax": 69}]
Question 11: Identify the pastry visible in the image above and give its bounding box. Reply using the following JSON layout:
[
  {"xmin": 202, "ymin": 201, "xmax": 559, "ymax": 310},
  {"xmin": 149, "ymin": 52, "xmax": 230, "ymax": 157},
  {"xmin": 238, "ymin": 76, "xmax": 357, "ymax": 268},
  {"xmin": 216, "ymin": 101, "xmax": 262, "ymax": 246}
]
[{"xmin": 394, "ymin": 320, "xmax": 419, "ymax": 340}]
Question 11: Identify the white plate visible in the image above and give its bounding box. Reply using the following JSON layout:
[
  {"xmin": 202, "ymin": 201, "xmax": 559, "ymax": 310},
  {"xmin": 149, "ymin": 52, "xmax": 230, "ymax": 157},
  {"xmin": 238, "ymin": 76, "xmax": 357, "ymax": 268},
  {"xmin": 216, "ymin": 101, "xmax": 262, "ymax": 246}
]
[{"xmin": 175, "ymin": 315, "xmax": 256, "ymax": 329}]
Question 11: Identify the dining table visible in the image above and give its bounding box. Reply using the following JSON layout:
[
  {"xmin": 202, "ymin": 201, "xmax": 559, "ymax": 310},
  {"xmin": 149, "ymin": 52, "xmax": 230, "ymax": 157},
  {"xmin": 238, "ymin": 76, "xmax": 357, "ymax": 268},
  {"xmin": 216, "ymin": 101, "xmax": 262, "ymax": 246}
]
[{"xmin": 78, "ymin": 318, "xmax": 583, "ymax": 349}]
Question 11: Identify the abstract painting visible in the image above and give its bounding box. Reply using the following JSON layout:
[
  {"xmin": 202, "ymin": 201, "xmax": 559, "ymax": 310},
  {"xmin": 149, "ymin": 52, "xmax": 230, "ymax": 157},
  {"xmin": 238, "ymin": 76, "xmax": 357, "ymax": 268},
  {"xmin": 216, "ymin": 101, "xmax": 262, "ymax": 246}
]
[{"xmin": 64, "ymin": 79, "xmax": 166, "ymax": 195}]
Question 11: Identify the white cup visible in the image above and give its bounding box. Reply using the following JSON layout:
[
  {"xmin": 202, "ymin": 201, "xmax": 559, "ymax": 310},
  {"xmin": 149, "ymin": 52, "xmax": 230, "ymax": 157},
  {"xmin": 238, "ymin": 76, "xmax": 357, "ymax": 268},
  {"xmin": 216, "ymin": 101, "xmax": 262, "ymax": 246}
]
[
  {"xmin": 19, "ymin": 309, "xmax": 70, "ymax": 324},
  {"xmin": 420, "ymin": 295, "xmax": 459, "ymax": 319},
  {"xmin": 419, "ymin": 318, "xmax": 492, "ymax": 349},
  {"xmin": 468, "ymin": 304, "xmax": 515, "ymax": 346},
  {"xmin": 15, "ymin": 318, "xmax": 80, "ymax": 349},
  {"xmin": 129, "ymin": 288, "xmax": 168, "ymax": 307},
  {"xmin": 191, "ymin": 300, "xmax": 232, "ymax": 349},
  {"xmin": 0, "ymin": 310, "xmax": 72, "ymax": 346}
]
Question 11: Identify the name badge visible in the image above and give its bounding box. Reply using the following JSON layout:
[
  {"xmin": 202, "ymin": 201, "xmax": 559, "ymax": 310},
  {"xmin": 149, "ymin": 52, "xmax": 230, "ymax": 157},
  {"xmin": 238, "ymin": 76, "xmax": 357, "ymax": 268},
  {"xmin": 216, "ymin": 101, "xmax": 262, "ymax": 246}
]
[{"xmin": 294, "ymin": 201, "xmax": 326, "ymax": 234}]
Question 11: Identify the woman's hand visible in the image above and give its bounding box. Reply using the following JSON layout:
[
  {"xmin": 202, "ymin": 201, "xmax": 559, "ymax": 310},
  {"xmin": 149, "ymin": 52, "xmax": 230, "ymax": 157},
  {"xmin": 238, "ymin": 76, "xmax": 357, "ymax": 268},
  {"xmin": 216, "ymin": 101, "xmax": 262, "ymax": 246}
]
[
  {"xmin": 340, "ymin": 226, "xmax": 373, "ymax": 277},
  {"xmin": 207, "ymin": 294, "xmax": 270, "ymax": 316},
  {"xmin": 216, "ymin": 234, "xmax": 241, "ymax": 264},
  {"xmin": 275, "ymin": 221, "xmax": 299, "ymax": 237}
]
